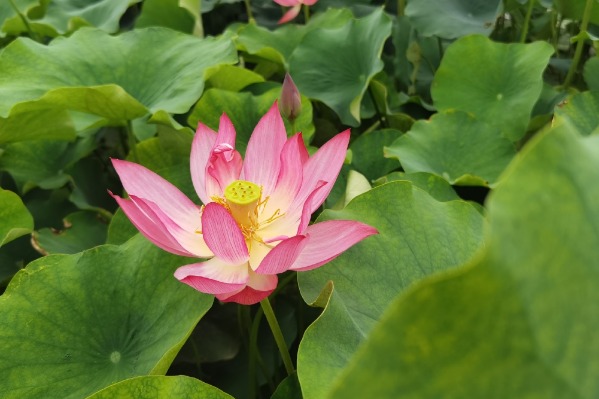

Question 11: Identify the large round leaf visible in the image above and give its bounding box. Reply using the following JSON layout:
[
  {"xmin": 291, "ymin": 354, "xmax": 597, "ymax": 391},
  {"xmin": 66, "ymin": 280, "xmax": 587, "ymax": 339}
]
[
  {"xmin": 431, "ymin": 35, "xmax": 553, "ymax": 141},
  {"xmin": 297, "ymin": 181, "xmax": 485, "ymax": 399},
  {"xmin": 0, "ymin": 188, "xmax": 33, "ymax": 247},
  {"xmin": 0, "ymin": 234, "xmax": 214, "ymax": 399},
  {"xmin": 326, "ymin": 122, "xmax": 599, "ymax": 398},
  {"xmin": 385, "ymin": 111, "xmax": 516, "ymax": 186},
  {"xmin": 0, "ymin": 27, "xmax": 237, "ymax": 121},
  {"xmin": 405, "ymin": 0, "xmax": 502, "ymax": 39},
  {"xmin": 289, "ymin": 8, "xmax": 392, "ymax": 126},
  {"xmin": 86, "ymin": 376, "xmax": 233, "ymax": 399}
]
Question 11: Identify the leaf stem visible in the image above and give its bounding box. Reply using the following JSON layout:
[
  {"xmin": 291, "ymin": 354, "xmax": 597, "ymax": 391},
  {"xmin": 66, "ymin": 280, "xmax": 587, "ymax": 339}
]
[
  {"xmin": 563, "ymin": 0, "xmax": 594, "ymax": 89},
  {"xmin": 260, "ymin": 297, "xmax": 295, "ymax": 376},
  {"xmin": 519, "ymin": 0, "xmax": 534, "ymax": 43},
  {"xmin": 368, "ymin": 85, "xmax": 388, "ymax": 128},
  {"xmin": 303, "ymin": 4, "xmax": 310, "ymax": 23},
  {"xmin": 397, "ymin": 0, "xmax": 405, "ymax": 17},
  {"xmin": 244, "ymin": 0, "xmax": 255, "ymax": 24}
]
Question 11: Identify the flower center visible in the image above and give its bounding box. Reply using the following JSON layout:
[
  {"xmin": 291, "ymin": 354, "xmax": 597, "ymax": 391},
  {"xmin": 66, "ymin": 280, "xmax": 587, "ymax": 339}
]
[{"xmin": 224, "ymin": 180, "xmax": 262, "ymax": 227}]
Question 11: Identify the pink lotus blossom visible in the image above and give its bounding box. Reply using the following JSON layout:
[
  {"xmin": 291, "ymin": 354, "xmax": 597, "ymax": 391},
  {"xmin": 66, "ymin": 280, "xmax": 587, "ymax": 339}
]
[
  {"xmin": 110, "ymin": 103, "xmax": 377, "ymax": 305},
  {"xmin": 273, "ymin": 0, "xmax": 317, "ymax": 24}
]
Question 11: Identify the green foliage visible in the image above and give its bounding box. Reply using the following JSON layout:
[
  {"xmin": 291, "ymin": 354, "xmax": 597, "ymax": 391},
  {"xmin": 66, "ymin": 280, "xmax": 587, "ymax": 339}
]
[
  {"xmin": 405, "ymin": 0, "xmax": 503, "ymax": 38},
  {"xmin": 289, "ymin": 9, "xmax": 392, "ymax": 126},
  {"xmin": 0, "ymin": 235, "xmax": 213, "ymax": 399},
  {"xmin": 0, "ymin": 188, "xmax": 33, "ymax": 247},
  {"xmin": 86, "ymin": 376, "xmax": 233, "ymax": 399},
  {"xmin": 297, "ymin": 181, "xmax": 485, "ymax": 398},
  {"xmin": 432, "ymin": 35, "xmax": 553, "ymax": 141},
  {"xmin": 326, "ymin": 121, "xmax": 599, "ymax": 399}
]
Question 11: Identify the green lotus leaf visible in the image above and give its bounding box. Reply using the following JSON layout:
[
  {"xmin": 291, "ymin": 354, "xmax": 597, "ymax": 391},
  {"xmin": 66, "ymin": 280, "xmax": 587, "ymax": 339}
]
[
  {"xmin": 0, "ymin": 0, "xmax": 38, "ymax": 37},
  {"xmin": 0, "ymin": 103, "xmax": 76, "ymax": 144},
  {"xmin": 385, "ymin": 111, "xmax": 516, "ymax": 186},
  {"xmin": 555, "ymin": 0, "xmax": 599, "ymax": 25},
  {"xmin": 0, "ymin": 27, "xmax": 237, "ymax": 122},
  {"xmin": 30, "ymin": 0, "xmax": 139, "ymax": 37},
  {"xmin": 405, "ymin": 0, "xmax": 503, "ymax": 39},
  {"xmin": 86, "ymin": 375, "xmax": 233, "ymax": 399},
  {"xmin": 432, "ymin": 35, "xmax": 553, "ymax": 141},
  {"xmin": 326, "ymin": 119, "xmax": 599, "ymax": 399},
  {"xmin": 135, "ymin": 0, "xmax": 196, "ymax": 34},
  {"xmin": 374, "ymin": 171, "xmax": 459, "ymax": 202},
  {"xmin": 0, "ymin": 137, "xmax": 96, "ymax": 192},
  {"xmin": 554, "ymin": 91, "xmax": 599, "ymax": 136},
  {"xmin": 0, "ymin": 188, "xmax": 33, "ymax": 247},
  {"xmin": 584, "ymin": 57, "xmax": 599, "ymax": 91},
  {"xmin": 235, "ymin": 8, "xmax": 354, "ymax": 67},
  {"xmin": 297, "ymin": 181, "xmax": 485, "ymax": 399},
  {"xmin": 289, "ymin": 8, "xmax": 392, "ymax": 126},
  {"xmin": 349, "ymin": 129, "xmax": 402, "ymax": 181},
  {"xmin": 0, "ymin": 234, "xmax": 214, "ymax": 399},
  {"xmin": 32, "ymin": 211, "xmax": 108, "ymax": 255},
  {"xmin": 206, "ymin": 65, "xmax": 265, "ymax": 92}
]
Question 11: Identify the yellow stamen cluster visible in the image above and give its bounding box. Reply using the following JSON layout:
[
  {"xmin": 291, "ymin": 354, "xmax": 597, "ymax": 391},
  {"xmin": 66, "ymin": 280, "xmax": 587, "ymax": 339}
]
[{"xmin": 208, "ymin": 180, "xmax": 286, "ymax": 249}]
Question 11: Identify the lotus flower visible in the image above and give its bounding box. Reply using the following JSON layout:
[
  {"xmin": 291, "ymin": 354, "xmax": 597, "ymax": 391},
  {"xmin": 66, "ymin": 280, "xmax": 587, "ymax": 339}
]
[
  {"xmin": 273, "ymin": 0, "xmax": 317, "ymax": 24},
  {"xmin": 110, "ymin": 103, "xmax": 377, "ymax": 305}
]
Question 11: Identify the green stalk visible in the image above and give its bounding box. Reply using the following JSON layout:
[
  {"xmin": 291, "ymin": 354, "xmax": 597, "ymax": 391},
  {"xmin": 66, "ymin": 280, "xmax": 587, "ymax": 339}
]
[
  {"xmin": 397, "ymin": 0, "xmax": 405, "ymax": 17},
  {"xmin": 303, "ymin": 4, "xmax": 310, "ymax": 23},
  {"xmin": 244, "ymin": 0, "xmax": 255, "ymax": 23},
  {"xmin": 260, "ymin": 297, "xmax": 295, "ymax": 376},
  {"xmin": 563, "ymin": 0, "xmax": 594, "ymax": 89},
  {"xmin": 519, "ymin": 0, "xmax": 534, "ymax": 43}
]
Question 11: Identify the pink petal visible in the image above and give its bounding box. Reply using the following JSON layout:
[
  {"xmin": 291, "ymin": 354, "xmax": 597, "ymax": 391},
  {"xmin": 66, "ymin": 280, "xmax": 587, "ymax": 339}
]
[
  {"xmin": 290, "ymin": 220, "xmax": 377, "ymax": 272},
  {"xmin": 290, "ymin": 130, "xmax": 350, "ymax": 214},
  {"xmin": 255, "ymin": 235, "xmax": 308, "ymax": 274},
  {"xmin": 112, "ymin": 159, "xmax": 201, "ymax": 232},
  {"xmin": 261, "ymin": 133, "xmax": 304, "ymax": 219},
  {"xmin": 204, "ymin": 144, "xmax": 242, "ymax": 198},
  {"xmin": 110, "ymin": 193, "xmax": 193, "ymax": 257},
  {"xmin": 190, "ymin": 123, "xmax": 218, "ymax": 204},
  {"xmin": 174, "ymin": 258, "xmax": 249, "ymax": 294},
  {"xmin": 202, "ymin": 203, "xmax": 249, "ymax": 264},
  {"xmin": 278, "ymin": 5, "xmax": 302, "ymax": 24},
  {"xmin": 216, "ymin": 271, "xmax": 278, "ymax": 305},
  {"xmin": 297, "ymin": 180, "xmax": 326, "ymax": 234},
  {"xmin": 132, "ymin": 196, "xmax": 211, "ymax": 257},
  {"xmin": 303, "ymin": 0, "xmax": 318, "ymax": 5},
  {"xmin": 240, "ymin": 102, "xmax": 287, "ymax": 196}
]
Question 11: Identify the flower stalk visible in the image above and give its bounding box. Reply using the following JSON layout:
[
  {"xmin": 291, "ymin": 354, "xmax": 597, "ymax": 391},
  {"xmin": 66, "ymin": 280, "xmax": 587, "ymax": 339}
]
[
  {"xmin": 563, "ymin": 0, "xmax": 594, "ymax": 89},
  {"xmin": 260, "ymin": 297, "xmax": 295, "ymax": 376}
]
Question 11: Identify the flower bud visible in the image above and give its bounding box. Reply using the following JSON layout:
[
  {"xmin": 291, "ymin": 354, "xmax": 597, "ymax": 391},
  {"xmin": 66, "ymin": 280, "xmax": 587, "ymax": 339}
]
[{"xmin": 279, "ymin": 73, "xmax": 302, "ymax": 121}]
